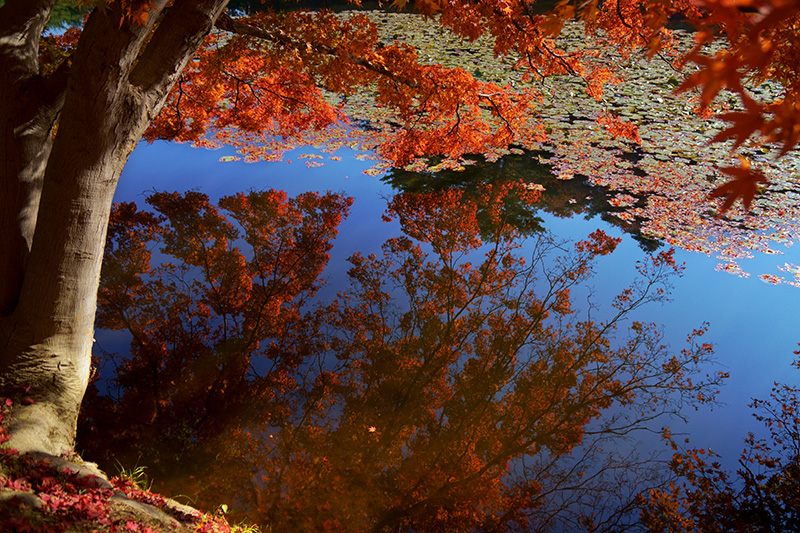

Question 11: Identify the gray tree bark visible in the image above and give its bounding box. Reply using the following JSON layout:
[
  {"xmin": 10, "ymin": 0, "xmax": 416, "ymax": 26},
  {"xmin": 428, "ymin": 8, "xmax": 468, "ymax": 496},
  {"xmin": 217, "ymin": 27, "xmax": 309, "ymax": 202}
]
[{"xmin": 0, "ymin": 0, "xmax": 230, "ymax": 457}]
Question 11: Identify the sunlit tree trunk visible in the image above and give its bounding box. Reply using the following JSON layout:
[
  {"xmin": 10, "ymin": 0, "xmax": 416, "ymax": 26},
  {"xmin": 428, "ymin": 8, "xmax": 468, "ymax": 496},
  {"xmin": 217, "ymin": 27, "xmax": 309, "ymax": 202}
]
[{"xmin": 0, "ymin": 0, "xmax": 229, "ymax": 457}]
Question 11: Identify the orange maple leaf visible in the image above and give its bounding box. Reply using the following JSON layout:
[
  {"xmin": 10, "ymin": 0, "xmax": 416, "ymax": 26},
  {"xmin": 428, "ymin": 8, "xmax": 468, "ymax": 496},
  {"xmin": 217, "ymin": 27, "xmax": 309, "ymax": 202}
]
[
  {"xmin": 710, "ymin": 158, "xmax": 769, "ymax": 214},
  {"xmin": 711, "ymin": 96, "xmax": 766, "ymax": 149}
]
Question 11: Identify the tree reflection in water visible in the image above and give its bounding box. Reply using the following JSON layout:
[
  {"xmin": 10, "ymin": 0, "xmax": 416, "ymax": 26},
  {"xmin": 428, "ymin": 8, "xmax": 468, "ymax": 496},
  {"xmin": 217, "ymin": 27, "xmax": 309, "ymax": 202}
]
[
  {"xmin": 80, "ymin": 181, "xmax": 725, "ymax": 532},
  {"xmin": 384, "ymin": 151, "xmax": 664, "ymax": 253}
]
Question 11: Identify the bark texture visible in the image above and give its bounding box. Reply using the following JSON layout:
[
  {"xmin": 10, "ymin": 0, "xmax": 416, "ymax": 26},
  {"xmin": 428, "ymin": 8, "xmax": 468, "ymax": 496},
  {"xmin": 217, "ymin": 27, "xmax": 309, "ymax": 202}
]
[{"xmin": 0, "ymin": 0, "xmax": 230, "ymax": 456}]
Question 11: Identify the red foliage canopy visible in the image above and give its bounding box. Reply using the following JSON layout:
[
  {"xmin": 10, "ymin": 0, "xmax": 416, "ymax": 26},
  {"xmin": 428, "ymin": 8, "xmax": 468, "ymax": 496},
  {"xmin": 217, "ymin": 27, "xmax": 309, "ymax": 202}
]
[{"xmin": 51, "ymin": 0, "xmax": 800, "ymax": 212}]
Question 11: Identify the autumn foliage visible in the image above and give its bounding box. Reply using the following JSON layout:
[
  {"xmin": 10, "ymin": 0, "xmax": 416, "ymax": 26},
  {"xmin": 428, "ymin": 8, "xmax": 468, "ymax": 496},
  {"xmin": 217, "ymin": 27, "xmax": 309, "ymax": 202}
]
[
  {"xmin": 81, "ymin": 183, "xmax": 726, "ymax": 531},
  {"xmin": 14, "ymin": 0, "xmax": 800, "ymax": 528},
  {"xmin": 0, "ymin": 399, "xmax": 236, "ymax": 532},
  {"xmin": 174, "ymin": 0, "xmax": 800, "ymax": 210},
  {"xmin": 33, "ymin": 0, "xmax": 796, "ymax": 211}
]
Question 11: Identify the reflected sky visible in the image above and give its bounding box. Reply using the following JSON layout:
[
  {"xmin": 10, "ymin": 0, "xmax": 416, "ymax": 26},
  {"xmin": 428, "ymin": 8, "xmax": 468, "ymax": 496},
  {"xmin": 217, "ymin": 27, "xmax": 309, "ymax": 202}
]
[{"xmin": 108, "ymin": 139, "xmax": 800, "ymax": 502}]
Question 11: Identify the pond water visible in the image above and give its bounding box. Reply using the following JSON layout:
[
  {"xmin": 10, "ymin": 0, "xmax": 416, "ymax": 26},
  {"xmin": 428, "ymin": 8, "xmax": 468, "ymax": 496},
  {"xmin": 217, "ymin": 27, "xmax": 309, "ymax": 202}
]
[{"xmin": 90, "ymin": 138, "xmax": 800, "ymax": 528}]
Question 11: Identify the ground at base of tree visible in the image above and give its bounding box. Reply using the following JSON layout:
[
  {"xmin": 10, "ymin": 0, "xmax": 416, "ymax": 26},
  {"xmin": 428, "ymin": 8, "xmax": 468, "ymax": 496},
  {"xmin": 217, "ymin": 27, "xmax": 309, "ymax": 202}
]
[{"xmin": 0, "ymin": 401, "xmax": 255, "ymax": 533}]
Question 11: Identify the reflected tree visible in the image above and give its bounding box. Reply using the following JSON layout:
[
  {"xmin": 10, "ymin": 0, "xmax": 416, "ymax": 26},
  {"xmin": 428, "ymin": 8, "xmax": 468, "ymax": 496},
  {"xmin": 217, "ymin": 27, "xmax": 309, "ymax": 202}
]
[
  {"xmin": 83, "ymin": 182, "xmax": 725, "ymax": 532},
  {"xmin": 80, "ymin": 189, "xmax": 352, "ymax": 486},
  {"xmin": 383, "ymin": 152, "xmax": 664, "ymax": 253},
  {"xmin": 382, "ymin": 155, "xmax": 549, "ymax": 239},
  {"xmin": 641, "ymin": 369, "xmax": 800, "ymax": 532}
]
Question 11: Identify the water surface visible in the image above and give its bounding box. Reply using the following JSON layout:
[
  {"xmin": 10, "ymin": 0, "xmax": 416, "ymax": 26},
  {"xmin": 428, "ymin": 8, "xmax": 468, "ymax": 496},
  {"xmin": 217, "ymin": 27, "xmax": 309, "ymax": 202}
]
[{"xmin": 91, "ymin": 139, "xmax": 800, "ymax": 527}]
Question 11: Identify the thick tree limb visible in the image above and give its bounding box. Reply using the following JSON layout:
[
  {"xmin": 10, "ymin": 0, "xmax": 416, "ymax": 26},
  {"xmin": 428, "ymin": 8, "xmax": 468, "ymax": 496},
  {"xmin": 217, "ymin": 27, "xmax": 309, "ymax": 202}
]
[
  {"xmin": 131, "ymin": 0, "xmax": 230, "ymax": 100},
  {"xmin": 0, "ymin": 0, "xmax": 58, "ymax": 75},
  {"xmin": 0, "ymin": 0, "xmax": 61, "ymax": 315}
]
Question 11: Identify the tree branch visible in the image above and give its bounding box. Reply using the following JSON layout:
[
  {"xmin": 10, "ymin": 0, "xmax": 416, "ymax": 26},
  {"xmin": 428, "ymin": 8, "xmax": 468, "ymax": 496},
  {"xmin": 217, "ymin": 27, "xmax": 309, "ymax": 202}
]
[
  {"xmin": 0, "ymin": 0, "xmax": 58, "ymax": 76},
  {"xmin": 130, "ymin": 0, "xmax": 229, "ymax": 99},
  {"xmin": 214, "ymin": 12, "xmax": 419, "ymax": 89}
]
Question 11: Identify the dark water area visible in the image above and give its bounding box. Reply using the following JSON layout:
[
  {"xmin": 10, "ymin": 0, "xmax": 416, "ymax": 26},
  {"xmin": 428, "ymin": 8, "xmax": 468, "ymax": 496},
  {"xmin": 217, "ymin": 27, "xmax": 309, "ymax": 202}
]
[{"xmin": 85, "ymin": 140, "xmax": 800, "ymax": 530}]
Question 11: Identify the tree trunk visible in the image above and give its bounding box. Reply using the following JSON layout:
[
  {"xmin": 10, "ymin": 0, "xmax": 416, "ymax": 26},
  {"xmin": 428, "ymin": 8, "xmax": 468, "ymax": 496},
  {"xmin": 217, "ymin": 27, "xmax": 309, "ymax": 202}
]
[
  {"xmin": 0, "ymin": 0, "xmax": 60, "ymax": 315},
  {"xmin": 0, "ymin": 0, "xmax": 229, "ymax": 457}
]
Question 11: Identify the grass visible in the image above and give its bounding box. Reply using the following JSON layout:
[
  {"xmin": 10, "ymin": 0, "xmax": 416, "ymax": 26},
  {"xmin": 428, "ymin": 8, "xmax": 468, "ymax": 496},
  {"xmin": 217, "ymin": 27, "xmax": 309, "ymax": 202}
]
[{"xmin": 115, "ymin": 459, "xmax": 153, "ymax": 492}]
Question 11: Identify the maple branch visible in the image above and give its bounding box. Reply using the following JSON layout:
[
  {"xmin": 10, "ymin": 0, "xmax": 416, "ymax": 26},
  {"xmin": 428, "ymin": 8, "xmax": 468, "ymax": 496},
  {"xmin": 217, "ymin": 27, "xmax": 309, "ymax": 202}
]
[
  {"xmin": 512, "ymin": 0, "xmax": 574, "ymax": 81},
  {"xmin": 515, "ymin": 0, "xmax": 582, "ymax": 77},
  {"xmin": 738, "ymin": 457, "xmax": 770, "ymax": 512},
  {"xmin": 395, "ymin": 89, "xmax": 436, "ymax": 139},
  {"xmin": 164, "ymin": 76, "xmax": 186, "ymax": 139},
  {"xmin": 160, "ymin": 75, "xmax": 226, "ymax": 139},
  {"xmin": 525, "ymin": 51, "xmax": 546, "ymax": 81},
  {"xmin": 215, "ymin": 12, "xmax": 419, "ymax": 90},
  {"xmin": 448, "ymin": 105, "xmax": 462, "ymax": 136},
  {"xmin": 511, "ymin": 0, "xmax": 579, "ymax": 79},
  {"xmin": 234, "ymin": 77, "xmax": 241, "ymax": 114},
  {"xmin": 614, "ymin": 0, "xmax": 683, "ymax": 76},
  {"xmin": 518, "ymin": 0, "xmax": 544, "ymax": 36},
  {"xmin": 540, "ymin": 40, "xmax": 579, "ymax": 76},
  {"xmin": 220, "ymin": 69, "xmax": 309, "ymax": 109},
  {"xmin": 616, "ymin": 0, "xmax": 634, "ymax": 31}
]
